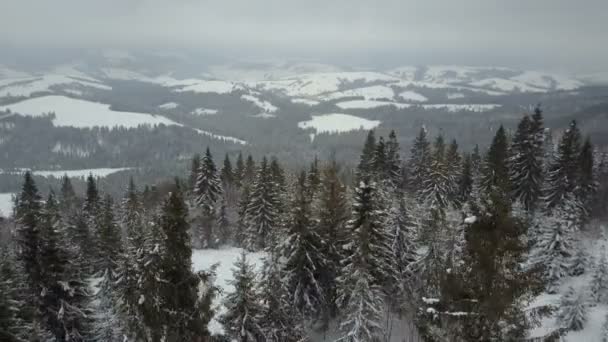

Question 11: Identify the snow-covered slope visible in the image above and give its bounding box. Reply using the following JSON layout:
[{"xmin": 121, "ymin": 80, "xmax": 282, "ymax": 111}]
[{"xmin": 0, "ymin": 193, "xmax": 14, "ymax": 217}]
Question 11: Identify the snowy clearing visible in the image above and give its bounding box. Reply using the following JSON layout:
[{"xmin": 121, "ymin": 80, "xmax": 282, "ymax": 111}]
[
  {"xmin": 175, "ymin": 80, "xmax": 243, "ymax": 94},
  {"xmin": 298, "ymin": 113, "xmax": 381, "ymax": 135},
  {"xmin": 0, "ymin": 74, "xmax": 111, "ymax": 97},
  {"xmin": 323, "ymin": 85, "xmax": 395, "ymax": 101},
  {"xmin": 335, "ymin": 100, "xmax": 411, "ymax": 110},
  {"xmin": 398, "ymin": 90, "xmax": 428, "ymax": 102},
  {"xmin": 191, "ymin": 108, "xmax": 219, "ymax": 116},
  {"xmin": 421, "ymin": 104, "xmax": 501, "ymax": 112},
  {"xmin": 192, "ymin": 129, "xmax": 248, "ymax": 146},
  {"xmin": 0, "ymin": 167, "xmax": 131, "ymax": 179},
  {"xmin": 0, "ymin": 193, "xmax": 15, "ymax": 217},
  {"xmin": 158, "ymin": 102, "xmax": 179, "ymax": 109},
  {"xmin": 192, "ymin": 247, "xmax": 266, "ymax": 335},
  {"xmin": 291, "ymin": 98, "xmax": 320, "ymax": 106},
  {"xmin": 241, "ymin": 94, "xmax": 278, "ymax": 113},
  {"xmin": 0, "ymin": 96, "xmax": 178, "ymax": 128}
]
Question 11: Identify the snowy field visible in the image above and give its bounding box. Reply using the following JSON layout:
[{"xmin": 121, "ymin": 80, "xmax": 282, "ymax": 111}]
[
  {"xmin": 174, "ymin": 80, "xmax": 243, "ymax": 94},
  {"xmin": 0, "ymin": 96, "xmax": 178, "ymax": 128},
  {"xmin": 192, "ymin": 247, "xmax": 266, "ymax": 335},
  {"xmin": 241, "ymin": 94, "xmax": 278, "ymax": 114},
  {"xmin": 398, "ymin": 90, "xmax": 428, "ymax": 102},
  {"xmin": 191, "ymin": 108, "xmax": 219, "ymax": 116},
  {"xmin": 335, "ymin": 100, "xmax": 411, "ymax": 110},
  {"xmin": 0, "ymin": 193, "xmax": 15, "ymax": 217},
  {"xmin": 421, "ymin": 104, "xmax": 501, "ymax": 112},
  {"xmin": 322, "ymin": 85, "xmax": 395, "ymax": 101},
  {"xmin": 0, "ymin": 74, "xmax": 111, "ymax": 98},
  {"xmin": 158, "ymin": 102, "xmax": 179, "ymax": 109},
  {"xmin": 298, "ymin": 113, "xmax": 381, "ymax": 137},
  {"xmin": 0, "ymin": 167, "xmax": 131, "ymax": 179}
]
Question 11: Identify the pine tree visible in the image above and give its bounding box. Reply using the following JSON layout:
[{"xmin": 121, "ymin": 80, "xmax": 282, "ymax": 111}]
[
  {"xmin": 544, "ymin": 120, "xmax": 582, "ymax": 210},
  {"xmin": 408, "ymin": 127, "xmax": 432, "ymax": 197},
  {"xmin": 557, "ymin": 286, "xmax": 587, "ymax": 331},
  {"xmin": 258, "ymin": 252, "xmax": 306, "ymax": 342},
  {"xmin": 159, "ymin": 182, "xmax": 209, "ymax": 340},
  {"xmin": 576, "ymin": 137, "xmax": 596, "ymax": 219},
  {"xmin": 372, "ymin": 136, "xmax": 387, "ymax": 177},
  {"xmin": 458, "ymin": 154, "xmax": 473, "ymax": 205},
  {"xmin": 389, "ymin": 195, "xmax": 419, "ymax": 303},
  {"xmin": 480, "ymin": 125, "xmax": 510, "ymax": 204},
  {"xmin": 236, "ymin": 183, "xmax": 251, "ymax": 248},
  {"xmin": 216, "ymin": 197, "xmax": 231, "ymax": 245},
  {"xmin": 591, "ymin": 245, "xmax": 608, "ymax": 305},
  {"xmin": 189, "ymin": 153, "xmax": 201, "ymax": 192},
  {"xmin": 14, "ymin": 171, "xmax": 42, "ymax": 309},
  {"xmin": 221, "ymin": 153, "xmax": 235, "ymax": 187},
  {"xmin": 420, "ymin": 135, "xmax": 451, "ymax": 210},
  {"xmin": 95, "ymin": 195, "xmax": 122, "ymax": 276},
  {"xmin": 244, "ymin": 157, "xmax": 280, "ymax": 250},
  {"xmin": 195, "ymin": 147, "xmax": 223, "ymax": 248},
  {"xmin": 0, "ymin": 248, "xmax": 29, "ymax": 342},
  {"xmin": 91, "ymin": 270, "xmax": 122, "ymax": 342},
  {"xmin": 315, "ymin": 160, "xmax": 349, "ymax": 323},
  {"xmin": 509, "ymin": 113, "xmax": 544, "ymax": 212},
  {"xmin": 385, "ymin": 130, "xmax": 402, "ymax": 188},
  {"xmin": 269, "ymin": 156, "xmax": 287, "ymax": 192},
  {"xmin": 445, "ymin": 139, "xmax": 462, "ymax": 204},
  {"xmin": 59, "ymin": 174, "xmax": 78, "ymax": 213},
  {"xmin": 244, "ymin": 154, "xmax": 256, "ymax": 184},
  {"xmin": 281, "ymin": 171, "xmax": 325, "ymax": 318},
  {"xmin": 357, "ymin": 130, "xmax": 376, "ymax": 179},
  {"xmin": 234, "ymin": 151, "xmax": 246, "ymax": 188},
  {"xmin": 83, "ymin": 174, "xmax": 101, "ymax": 272},
  {"xmin": 306, "ymin": 156, "xmax": 321, "ymax": 199},
  {"xmin": 220, "ymin": 252, "xmax": 265, "ymax": 341}
]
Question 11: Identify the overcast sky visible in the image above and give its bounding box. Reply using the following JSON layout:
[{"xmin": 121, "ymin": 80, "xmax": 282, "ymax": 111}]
[{"xmin": 0, "ymin": 0, "xmax": 606, "ymax": 72}]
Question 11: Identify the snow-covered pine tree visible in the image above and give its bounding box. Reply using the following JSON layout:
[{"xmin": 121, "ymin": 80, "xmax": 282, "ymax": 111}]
[
  {"xmin": 14, "ymin": 171, "xmax": 43, "ymax": 309},
  {"xmin": 591, "ymin": 245, "xmax": 608, "ymax": 305},
  {"xmin": 194, "ymin": 147, "xmax": 223, "ymax": 248},
  {"xmin": 385, "ymin": 130, "xmax": 402, "ymax": 188},
  {"xmin": 244, "ymin": 156, "xmax": 280, "ymax": 250},
  {"xmin": 234, "ymin": 151, "xmax": 245, "ymax": 188},
  {"xmin": 458, "ymin": 154, "xmax": 473, "ymax": 205},
  {"xmin": 509, "ymin": 113, "xmax": 544, "ymax": 212},
  {"xmin": 189, "ymin": 153, "xmax": 201, "ymax": 192},
  {"xmin": 314, "ymin": 159, "xmax": 349, "ymax": 324},
  {"xmin": 281, "ymin": 171, "xmax": 325, "ymax": 318},
  {"xmin": 0, "ymin": 248, "xmax": 31, "ymax": 341},
  {"xmin": 306, "ymin": 156, "xmax": 321, "ymax": 199},
  {"xmin": 445, "ymin": 139, "xmax": 462, "ymax": 205},
  {"xmin": 372, "ymin": 136, "xmax": 387, "ymax": 178},
  {"xmin": 244, "ymin": 154, "xmax": 257, "ymax": 184},
  {"xmin": 420, "ymin": 135, "xmax": 451, "ymax": 210},
  {"xmin": 576, "ymin": 136, "xmax": 596, "ymax": 221},
  {"xmin": 408, "ymin": 127, "xmax": 432, "ymax": 199},
  {"xmin": 220, "ymin": 252, "xmax": 265, "ymax": 341},
  {"xmin": 59, "ymin": 174, "xmax": 78, "ymax": 213},
  {"xmin": 258, "ymin": 251, "xmax": 306, "ymax": 342},
  {"xmin": 480, "ymin": 125, "xmax": 510, "ymax": 204},
  {"xmin": 91, "ymin": 267, "xmax": 123, "ymax": 342},
  {"xmin": 159, "ymin": 182, "xmax": 210, "ymax": 340},
  {"xmin": 389, "ymin": 194, "xmax": 419, "ymax": 304},
  {"xmin": 569, "ymin": 239, "xmax": 589, "ymax": 276},
  {"xmin": 216, "ymin": 196, "xmax": 231, "ymax": 245},
  {"xmin": 357, "ymin": 130, "xmax": 376, "ymax": 180},
  {"xmin": 95, "ymin": 195, "xmax": 122, "ymax": 276},
  {"xmin": 221, "ymin": 153, "xmax": 235, "ymax": 187},
  {"xmin": 335, "ymin": 179, "xmax": 396, "ymax": 341},
  {"xmin": 557, "ymin": 286, "xmax": 588, "ymax": 331},
  {"xmin": 235, "ymin": 183, "xmax": 251, "ymax": 247},
  {"xmin": 544, "ymin": 120, "xmax": 582, "ymax": 210},
  {"xmin": 530, "ymin": 194, "xmax": 581, "ymax": 292},
  {"xmin": 83, "ymin": 174, "xmax": 102, "ymax": 272}
]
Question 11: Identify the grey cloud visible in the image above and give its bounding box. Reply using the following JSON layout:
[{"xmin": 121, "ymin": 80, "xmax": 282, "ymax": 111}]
[{"xmin": 0, "ymin": 0, "xmax": 606, "ymax": 72}]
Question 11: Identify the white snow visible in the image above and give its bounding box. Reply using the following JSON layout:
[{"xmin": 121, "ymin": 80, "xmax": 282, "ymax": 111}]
[
  {"xmin": 0, "ymin": 95, "xmax": 179, "ymax": 129},
  {"xmin": 469, "ymin": 78, "xmax": 545, "ymax": 93},
  {"xmin": 0, "ymin": 74, "xmax": 111, "ymax": 98},
  {"xmin": 191, "ymin": 108, "xmax": 219, "ymax": 116},
  {"xmin": 175, "ymin": 80, "xmax": 243, "ymax": 94},
  {"xmin": 158, "ymin": 102, "xmax": 179, "ymax": 109},
  {"xmin": 464, "ymin": 216, "xmax": 477, "ymax": 224},
  {"xmin": 398, "ymin": 90, "xmax": 428, "ymax": 102},
  {"xmin": 0, "ymin": 167, "xmax": 131, "ymax": 179},
  {"xmin": 298, "ymin": 113, "xmax": 381, "ymax": 135},
  {"xmin": 192, "ymin": 129, "xmax": 248, "ymax": 146},
  {"xmin": 192, "ymin": 247, "xmax": 266, "ymax": 335},
  {"xmin": 0, "ymin": 193, "xmax": 15, "ymax": 218},
  {"xmin": 241, "ymin": 94, "xmax": 278, "ymax": 113},
  {"xmin": 447, "ymin": 92, "xmax": 465, "ymax": 99},
  {"xmin": 335, "ymin": 100, "xmax": 411, "ymax": 110},
  {"xmin": 291, "ymin": 98, "xmax": 320, "ymax": 106},
  {"xmin": 421, "ymin": 104, "xmax": 501, "ymax": 112},
  {"xmin": 323, "ymin": 85, "xmax": 395, "ymax": 101}
]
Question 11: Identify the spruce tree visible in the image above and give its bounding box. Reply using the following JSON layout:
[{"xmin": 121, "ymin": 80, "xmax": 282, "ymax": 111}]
[
  {"xmin": 544, "ymin": 120, "xmax": 582, "ymax": 210},
  {"xmin": 234, "ymin": 151, "xmax": 246, "ymax": 188},
  {"xmin": 221, "ymin": 153, "xmax": 235, "ymax": 187},
  {"xmin": 0, "ymin": 248, "xmax": 30, "ymax": 341},
  {"xmin": 244, "ymin": 154, "xmax": 256, "ymax": 184},
  {"xmin": 159, "ymin": 182, "xmax": 209, "ymax": 340},
  {"xmin": 306, "ymin": 156, "xmax": 321, "ymax": 199},
  {"xmin": 576, "ymin": 136, "xmax": 596, "ymax": 219},
  {"xmin": 281, "ymin": 171, "xmax": 325, "ymax": 318},
  {"xmin": 372, "ymin": 136, "xmax": 387, "ymax": 178},
  {"xmin": 189, "ymin": 153, "xmax": 201, "ymax": 192},
  {"xmin": 385, "ymin": 130, "xmax": 402, "ymax": 188},
  {"xmin": 315, "ymin": 160, "xmax": 349, "ymax": 323},
  {"xmin": 195, "ymin": 147, "xmax": 223, "ymax": 248},
  {"xmin": 95, "ymin": 195, "xmax": 122, "ymax": 276},
  {"xmin": 244, "ymin": 157, "xmax": 280, "ymax": 250},
  {"xmin": 591, "ymin": 245, "xmax": 608, "ymax": 305},
  {"xmin": 458, "ymin": 154, "xmax": 473, "ymax": 205},
  {"xmin": 220, "ymin": 252, "xmax": 265, "ymax": 341},
  {"xmin": 390, "ymin": 195, "xmax": 419, "ymax": 303},
  {"xmin": 480, "ymin": 125, "xmax": 510, "ymax": 203},
  {"xmin": 445, "ymin": 139, "xmax": 462, "ymax": 204},
  {"xmin": 509, "ymin": 113, "xmax": 544, "ymax": 212},
  {"xmin": 557, "ymin": 286, "xmax": 587, "ymax": 331},
  {"xmin": 357, "ymin": 130, "xmax": 376, "ymax": 179},
  {"xmin": 216, "ymin": 197, "xmax": 231, "ymax": 245},
  {"xmin": 408, "ymin": 127, "xmax": 432, "ymax": 197},
  {"xmin": 420, "ymin": 135, "xmax": 451, "ymax": 210},
  {"xmin": 83, "ymin": 174, "xmax": 101, "ymax": 272}
]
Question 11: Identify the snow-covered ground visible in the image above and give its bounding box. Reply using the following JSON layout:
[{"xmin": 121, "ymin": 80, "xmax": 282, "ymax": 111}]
[
  {"xmin": 192, "ymin": 247, "xmax": 266, "ymax": 335},
  {"xmin": 0, "ymin": 193, "xmax": 15, "ymax": 217},
  {"xmin": 158, "ymin": 102, "xmax": 179, "ymax": 109},
  {"xmin": 322, "ymin": 85, "xmax": 395, "ymax": 101},
  {"xmin": 398, "ymin": 90, "xmax": 428, "ymax": 102},
  {"xmin": 298, "ymin": 113, "xmax": 381, "ymax": 141},
  {"xmin": 241, "ymin": 94, "xmax": 278, "ymax": 114},
  {"xmin": 291, "ymin": 98, "xmax": 320, "ymax": 106},
  {"xmin": 191, "ymin": 108, "xmax": 219, "ymax": 116},
  {"xmin": 335, "ymin": 100, "xmax": 411, "ymax": 110},
  {"xmin": 421, "ymin": 104, "xmax": 501, "ymax": 112},
  {"xmin": 192, "ymin": 129, "xmax": 248, "ymax": 145},
  {"xmin": 0, "ymin": 74, "xmax": 111, "ymax": 98},
  {"xmin": 0, "ymin": 167, "xmax": 131, "ymax": 178},
  {"xmin": 174, "ymin": 80, "xmax": 243, "ymax": 94},
  {"xmin": 0, "ymin": 95, "xmax": 178, "ymax": 128}
]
